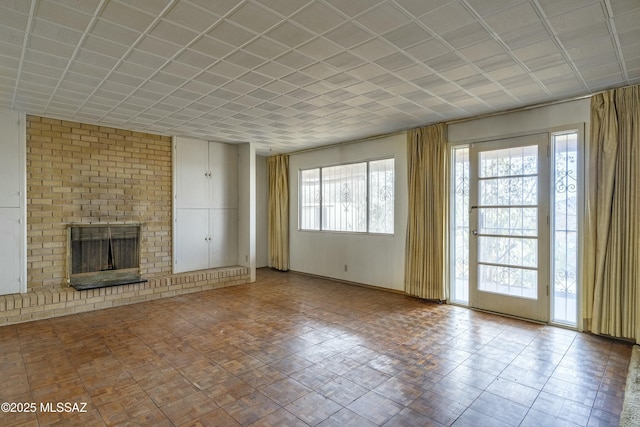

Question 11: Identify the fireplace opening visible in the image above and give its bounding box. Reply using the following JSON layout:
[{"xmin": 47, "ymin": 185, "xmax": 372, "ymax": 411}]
[{"xmin": 67, "ymin": 224, "xmax": 147, "ymax": 290}]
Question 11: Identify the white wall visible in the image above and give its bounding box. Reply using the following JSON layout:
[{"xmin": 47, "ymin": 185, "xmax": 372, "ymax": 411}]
[
  {"xmin": 238, "ymin": 143, "xmax": 256, "ymax": 281},
  {"xmin": 256, "ymin": 156, "xmax": 268, "ymax": 268},
  {"xmin": 288, "ymin": 133, "xmax": 407, "ymax": 291},
  {"xmin": 448, "ymin": 98, "xmax": 590, "ymax": 143}
]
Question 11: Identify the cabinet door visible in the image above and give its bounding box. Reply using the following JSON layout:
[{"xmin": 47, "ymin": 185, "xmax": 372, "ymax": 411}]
[
  {"xmin": 175, "ymin": 209, "xmax": 210, "ymax": 273},
  {"xmin": 0, "ymin": 111, "xmax": 20, "ymax": 207},
  {"xmin": 176, "ymin": 138, "xmax": 209, "ymax": 209},
  {"xmin": 209, "ymin": 209, "xmax": 238, "ymax": 268},
  {"xmin": 0, "ymin": 208, "xmax": 21, "ymax": 295},
  {"xmin": 209, "ymin": 142, "xmax": 238, "ymax": 209}
]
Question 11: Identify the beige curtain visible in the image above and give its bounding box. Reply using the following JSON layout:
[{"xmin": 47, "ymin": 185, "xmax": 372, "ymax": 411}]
[
  {"xmin": 405, "ymin": 123, "xmax": 448, "ymax": 301},
  {"xmin": 583, "ymin": 84, "xmax": 639, "ymax": 344},
  {"xmin": 267, "ymin": 154, "xmax": 289, "ymax": 271}
]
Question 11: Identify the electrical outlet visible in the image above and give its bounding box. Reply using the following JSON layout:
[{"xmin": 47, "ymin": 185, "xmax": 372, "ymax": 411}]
[{"xmin": 344, "ymin": 265, "xmax": 348, "ymax": 272}]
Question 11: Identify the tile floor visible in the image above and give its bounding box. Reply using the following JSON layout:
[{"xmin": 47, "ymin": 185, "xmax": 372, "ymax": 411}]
[{"xmin": 0, "ymin": 269, "xmax": 632, "ymax": 426}]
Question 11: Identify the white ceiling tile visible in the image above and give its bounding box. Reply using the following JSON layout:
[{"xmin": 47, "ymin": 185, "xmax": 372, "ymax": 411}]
[
  {"xmin": 350, "ymin": 38, "xmax": 397, "ymax": 61},
  {"xmin": 0, "ymin": 25, "xmax": 25, "ymax": 46},
  {"xmin": 356, "ymin": 3, "xmax": 411, "ymax": 34},
  {"xmin": 208, "ymin": 60, "xmax": 248, "ymax": 79},
  {"xmin": 164, "ymin": 1, "xmax": 219, "ymax": 32},
  {"xmin": 326, "ymin": 51, "xmax": 366, "ymax": 71},
  {"xmin": 150, "ymin": 20, "xmax": 199, "ymax": 46},
  {"xmin": 224, "ymin": 79, "xmax": 257, "ymax": 95},
  {"xmin": 163, "ymin": 60, "xmax": 201, "ymax": 79},
  {"xmin": 237, "ymin": 71, "xmax": 273, "ymax": 86},
  {"xmin": 501, "ymin": 22, "xmax": 552, "ymax": 50},
  {"xmin": 266, "ymin": 21, "xmax": 314, "ymax": 48},
  {"xmin": 549, "ymin": 3, "xmax": 607, "ymax": 34},
  {"xmin": 208, "ymin": 21, "xmax": 256, "ymax": 47},
  {"xmin": 24, "ymin": 50, "xmax": 68, "ymax": 69},
  {"xmin": 32, "ymin": 19, "xmax": 83, "ymax": 45},
  {"xmin": 273, "ymin": 50, "xmax": 315, "ymax": 69},
  {"xmin": 441, "ymin": 22, "xmax": 491, "ymax": 49},
  {"xmin": 324, "ymin": 0, "xmax": 381, "ymax": 17},
  {"xmin": 383, "ymin": 22, "xmax": 432, "ymax": 49},
  {"xmin": 0, "ymin": 5, "xmax": 28, "ymax": 30},
  {"xmin": 68, "ymin": 61, "xmax": 110, "ymax": 79},
  {"xmin": 613, "ymin": 8, "xmax": 640, "ymax": 33},
  {"xmin": 375, "ymin": 52, "xmax": 415, "ymax": 71},
  {"xmin": 127, "ymin": 49, "xmax": 167, "ymax": 69},
  {"xmin": 291, "ymin": 2, "xmax": 345, "ymax": 34},
  {"xmin": 557, "ymin": 23, "xmax": 610, "ymax": 49},
  {"xmin": 281, "ymin": 71, "xmax": 316, "ymax": 86},
  {"xmin": 619, "ymin": 28, "xmax": 640, "ymax": 48},
  {"xmin": 243, "ymin": 36, "xmax": 289, "ymax": 59},
  {"xmin": 83, "ymin": 35, "xmax": 130, "ymax": 59},
  {"xmin": 22, "ymin": 60, "xmax": 65, "ymax": 79},
  {"xmin": 347, "ymin": 63, "xmax": 387, "ymax": 81},
  {"xmin": 393, "ymin": 0, "xmax": 450, "ymax": 17},
  {"xmin": 324, "ymin": 22, "xmax": 373, "ymax": 48},
  {"xmin": 536, "ymin": 0, "xmax": 599, "ymax": 18},
  {"xmin": 228, "ymin": 2, "xmax": 282, "ymax": 34},
  {"xmin": 465, "ymin": 0, "xmax": 525, "ymax": 17},
  {"xmin": 420, "ymin": 2, "xmax": 475, "ymax": 34},
  {"xmin": 174, "ymin": 49, "xmax": 216, "ymax": 70},
  {"xmin": 91, "ymin": 19, "xmax": 141, "ymax": 48},
  {"xmin": 136, "ymin": 35, "xmax": 181, "ymax": 59},
  {"xmin": 225, "ymin": 50, "xmax": 266, "ymax": 69},
  {"xmin": 254, "ymin": 61, "xmax": 292, "ymax": 79},
  {"xmin": 253, "ymin": 0, "xmax": 312, "ymax": 17},
  {"xmin": 296, "ymin": 38, "xmax": 342, "ymax": 60},
  {"xmin": 484, "ymin": 2, "xmax": 541, "ymax": 35},
  {"xmin": 37, "ymin": 0, "xmax": 94, "ymax": 31},
  {"xmin": 100, "ymin": 1, "xmax": 156, "ymax": 32}
]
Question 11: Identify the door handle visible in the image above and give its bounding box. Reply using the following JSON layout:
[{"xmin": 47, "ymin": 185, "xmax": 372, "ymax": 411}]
[{"xmin": 472, "ymin": 230, "xmax": 478, "ymax": 236}]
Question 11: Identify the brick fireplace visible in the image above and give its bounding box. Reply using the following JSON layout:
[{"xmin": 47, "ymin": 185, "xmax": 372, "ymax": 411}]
[
  {"xmin": 27, "ymin": 115, "xmax": 173, "ymax": 289},
  {"xmin": 0, "ymin": 115, "xmax": 250, "ymax": 325}
]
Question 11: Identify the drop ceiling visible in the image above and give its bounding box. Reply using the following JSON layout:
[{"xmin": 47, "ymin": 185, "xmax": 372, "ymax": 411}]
[{"xmin": 0, "ymin": 0, "xmax": 638, "ymax": 154}]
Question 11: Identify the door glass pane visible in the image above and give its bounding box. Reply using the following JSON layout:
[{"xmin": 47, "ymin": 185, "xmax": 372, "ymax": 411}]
[
  {"xmin": 479, "ymin": 207, "xmax": 537, "ymax": 236},
  {"xmin": 479, "ymin": 177, "xmax": 537, "ymax": 206},
  {"xmin": 552, "ymin": 132, "xmax": 578, "ymax": 326},
  {"xmin": 451, "ymin": 147, "xmax": 469, "ymax": 304},
  {"xmin": 478, "ymin": 236, "xmax": 537, "ymax": 268},
  {"xmin": 480, "ymin": 145, "xmax": 537, "ymax": 177},
  {"xmin": 476, "ymin": 143, "xmax": 539, "ymax": 301},
  {"xmin": 478, "ymin": 264, "xmax": 537, "ymax": 299}
]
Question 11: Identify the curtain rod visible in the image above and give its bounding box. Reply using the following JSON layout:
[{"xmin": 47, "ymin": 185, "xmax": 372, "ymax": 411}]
[{"xmin": 282, "ymin": 93, "xmax": 593, "ymax": 157}]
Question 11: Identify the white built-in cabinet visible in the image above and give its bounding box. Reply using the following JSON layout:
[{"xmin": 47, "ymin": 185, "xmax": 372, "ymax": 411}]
[
  {"xmin": 0, "ymin": 109, "xmax": 26, "ymax": 295},
  {"xmin": 173, "ymin": 137, "xmax": 238, "ymax": 273}
]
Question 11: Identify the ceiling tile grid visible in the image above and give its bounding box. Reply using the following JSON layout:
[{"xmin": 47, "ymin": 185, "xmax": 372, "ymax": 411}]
[{"xmin": 0, "ymin": 0, "xmax": 637, "ymax": 153}]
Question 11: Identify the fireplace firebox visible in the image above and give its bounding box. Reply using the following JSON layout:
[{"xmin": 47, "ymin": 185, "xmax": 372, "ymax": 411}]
[{"xmin": 66, "ymin": 224, "xmax": 147, "ymax": 290}]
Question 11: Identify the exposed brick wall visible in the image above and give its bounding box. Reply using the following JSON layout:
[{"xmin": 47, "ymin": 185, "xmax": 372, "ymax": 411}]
[{"xmin": 26, "ymin": 115, "xmax": 172, "ymax": 289}]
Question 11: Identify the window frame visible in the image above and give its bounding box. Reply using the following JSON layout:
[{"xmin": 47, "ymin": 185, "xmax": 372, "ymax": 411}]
[{"xmin": 298, "ymin": 157, "xmax": 395, "ymax": 235}]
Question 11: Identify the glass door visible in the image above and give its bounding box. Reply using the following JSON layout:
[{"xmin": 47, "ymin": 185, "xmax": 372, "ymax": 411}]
[{"xmin": 469, "ymin": 134, "xmax": 549, "ymax": 322}]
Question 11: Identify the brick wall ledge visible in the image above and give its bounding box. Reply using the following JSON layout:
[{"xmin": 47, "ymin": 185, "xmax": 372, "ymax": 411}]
[{"xmin": 0, "ymin": 266, "xmax": 250, "ymax": 326}]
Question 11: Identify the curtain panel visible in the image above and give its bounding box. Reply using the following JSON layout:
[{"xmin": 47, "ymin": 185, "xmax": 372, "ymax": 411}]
[
  {"xmin": 267, "ymin": 154, "xmax": 290, "ymax": 271},
  {"xmin": 583, "ymin": 84, "xmax": 639, "ymax": 343},
  {"xmin": 405, "ymin": 123, "xmax": 448, "ymax": 301}
]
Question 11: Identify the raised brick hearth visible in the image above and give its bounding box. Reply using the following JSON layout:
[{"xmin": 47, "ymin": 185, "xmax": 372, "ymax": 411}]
[{"xmin": 0, "ymin": 266, "xmax": 249, "ymax": 326}]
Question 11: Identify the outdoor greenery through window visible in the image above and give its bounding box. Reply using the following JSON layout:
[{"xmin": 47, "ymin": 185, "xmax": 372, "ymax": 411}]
[{"xmin": 299, "ymin": 158, "xmax": 394, "ymax": 234}]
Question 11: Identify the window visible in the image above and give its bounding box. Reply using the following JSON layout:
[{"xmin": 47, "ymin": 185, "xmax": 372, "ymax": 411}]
[
  {"xmin": 551, "ymin": 131, "xmax": 578, "ymax": 326},
  {"xmin": 299, "ymin": 158, "xmax": 394, "ymax": 234}
]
